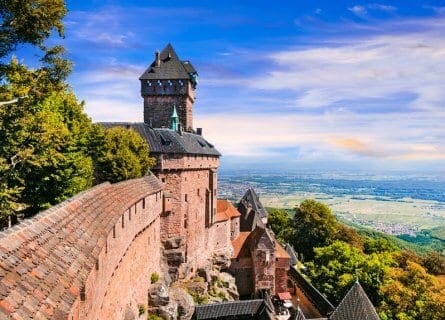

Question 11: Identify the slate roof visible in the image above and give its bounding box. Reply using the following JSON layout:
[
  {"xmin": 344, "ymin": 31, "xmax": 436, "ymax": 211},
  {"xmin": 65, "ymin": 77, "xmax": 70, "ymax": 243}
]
[
  {"xmin": 237, "ymin": 188, "xmax": 268, "ymax": 232},
  {"xmin": 285, "ymin": 243, "xmax": 298, "ymax": 266},
  {"xmin": 216, "ymin": 199, "xmax": 241, "ymax": 222},
  {"xmin": 140, "ymin": 44, "xmax": 197, "ymax": 80},
  {"xmin": 0, "ymin": 175, "xmax": 163, "ymax": 319},
  {"xmin": 194, "ymin": 299, "xmax": 272, "ymax": 319},
  {"xmin": 329, "ymin": 281, "xmax": 379, "ymax": 320},
  {"xmin": 292, "ymin": 307, "xmax": 307, "ymax": 320},
  {"xmin": 100, "ymin": 123, "xmax": 220, "ymax": 156}
]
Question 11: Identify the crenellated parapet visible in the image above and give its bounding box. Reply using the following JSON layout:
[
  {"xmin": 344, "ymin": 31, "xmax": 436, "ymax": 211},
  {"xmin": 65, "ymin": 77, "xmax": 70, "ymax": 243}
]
[{"xmin": 0, "ymin": 175, "xmax": 164, "ymax": 320}]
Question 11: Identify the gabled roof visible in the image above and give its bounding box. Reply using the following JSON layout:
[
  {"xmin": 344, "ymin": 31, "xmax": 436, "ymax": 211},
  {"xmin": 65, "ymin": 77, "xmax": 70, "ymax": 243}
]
[
  {"xmin": 100, "ymin": 123, "xmax": 220, "ymax": 156},
  {"xmin": 285, "ymin": 243, "xmax": 298, "ymax": 265},
  {"xmin": 329, "ymin": 281, "xmax": 379, "ymax": 320},
  {"xmin": 216, "ymin": 199, "xmax": 241, "ymax": 222},
  {"xmin": 140, "ymin": 44, "xmax": 197, "ymax": 80},
  {"xmin": 237, "ymin": 188, "xmax": 268, "ymax": 232},
  {"xmin": 194, "ymin": 299, "xmax": 272, "ymax": 319}
]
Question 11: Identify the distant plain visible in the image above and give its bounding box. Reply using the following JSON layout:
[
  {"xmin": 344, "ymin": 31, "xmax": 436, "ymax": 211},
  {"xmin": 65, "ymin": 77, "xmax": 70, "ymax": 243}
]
[{"xmin": 218, "ymin": 172, "xmax": 445, "ymax": 238}]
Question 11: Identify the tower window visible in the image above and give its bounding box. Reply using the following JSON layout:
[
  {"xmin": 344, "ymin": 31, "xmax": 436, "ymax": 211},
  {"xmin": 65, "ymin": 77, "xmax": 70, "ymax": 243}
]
[{"xmin": 185, "ymin": 194, "xmax": 188, "ymax": 202}]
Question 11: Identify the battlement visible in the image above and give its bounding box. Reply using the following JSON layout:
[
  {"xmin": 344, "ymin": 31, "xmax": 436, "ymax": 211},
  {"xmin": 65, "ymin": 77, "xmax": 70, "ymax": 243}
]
[{"xmin": 0, "ymin": 175, "xmax": 163, "ymax": 320}]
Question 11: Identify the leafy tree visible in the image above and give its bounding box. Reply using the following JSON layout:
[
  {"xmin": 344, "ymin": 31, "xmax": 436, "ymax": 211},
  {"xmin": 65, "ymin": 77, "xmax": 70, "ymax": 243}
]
[
  {"xmin": 291, "ymin": 199, "xmax": 340, "ymax": 260},
  {"xmin": 0, "ymin": 0, "xmax": 67, "ymax": 58},
  {"xmin": 379, "ymin": 261, "xmax": 445, "ymax": 320},
  {"xmin": 364, "ymin": 237, "xmax": 398, "ymax": 254},
  {"xmin": 423, "ymin": 251, "xmax": 445, "ymax": 275},
  {"xmin": 306, "ymin": 240, "xmax": 394, "ymax": 305},
  {"xmin": 267, "ymin": 208, "xmax": 293, "ymax": 241},
  {"xmin": 93, "ymin": 126, "xmax": 156, "ymax": 183}
]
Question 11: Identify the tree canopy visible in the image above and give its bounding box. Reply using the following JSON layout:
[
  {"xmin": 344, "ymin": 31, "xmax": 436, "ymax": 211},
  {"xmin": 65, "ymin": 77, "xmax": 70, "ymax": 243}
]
[
  {"xmin": 0, "ymin": 0, "xmax": 67, "ymax": 58},
  {"xmin": 0, "ymin": 1, "xmax": 155, "ymax": 226}
]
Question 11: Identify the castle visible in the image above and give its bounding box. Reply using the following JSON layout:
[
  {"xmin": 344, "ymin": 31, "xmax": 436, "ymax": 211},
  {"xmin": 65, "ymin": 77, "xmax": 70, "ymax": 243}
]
[{"xmin": 0, "ymin": 44, "xmax": 379, "ymax": 320}]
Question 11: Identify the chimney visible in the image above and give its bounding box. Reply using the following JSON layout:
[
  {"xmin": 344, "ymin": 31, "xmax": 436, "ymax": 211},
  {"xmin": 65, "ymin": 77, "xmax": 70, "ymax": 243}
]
[
  {"xmin": 155, "ymin": 50, "xmax": 160, "ymax": 67},
  {"xmin": 178, "ymin": 123, "xmax": 183, "ymax": 135},
  {"xmin": 196, "ymin": 128, "xmax": 202, "ymax": 136}
]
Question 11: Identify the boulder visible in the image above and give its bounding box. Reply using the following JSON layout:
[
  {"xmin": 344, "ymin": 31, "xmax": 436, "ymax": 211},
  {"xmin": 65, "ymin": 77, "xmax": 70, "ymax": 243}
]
[
  {"xmin": 157, "ymin": 300, "xmax": 178, "ymax": 320},
  {"xmin": 165, "ymin": 249, "xmax": 185, "ymax": 267},
  {"xmin": 212, "ymin": 250, "xmax": 232, "ymax": 270},
  {"xmin": 170, "ymin": 287, "xmax": 195, "ymax": 320},
  {"xmin": 148, "ymin": 283, "xmax": 170, "ymax": 307},
  {"xmin": 185, "ymin": 281, "xmax": 208, "ymax": 296}
]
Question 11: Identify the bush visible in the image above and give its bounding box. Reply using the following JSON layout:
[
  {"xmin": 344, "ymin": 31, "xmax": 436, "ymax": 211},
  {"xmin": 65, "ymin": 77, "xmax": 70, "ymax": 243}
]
[
  {"xmin": 138, "ymin": 304, "xmax": 146, "ymax": 316},
  {"xmin": 151, "ymin": 272, "xmax": 159, "ymax": 284}
]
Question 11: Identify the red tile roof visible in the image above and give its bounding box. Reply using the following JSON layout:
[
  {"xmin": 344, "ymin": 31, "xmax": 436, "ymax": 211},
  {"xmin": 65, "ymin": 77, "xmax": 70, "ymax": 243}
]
[
  {"xmin": 216, "ymin": 199, "xmax": 241, "ymax": 222},
  {"xmin": 277, "ymin": 292, "xmax": 292, "ymax": 300},
  {"xmin": 0, "ymin": 175, "xmax": 163, "ymax": 319},
  {"xmin": 231, "ymin": 232, "xmax": 251, "ymax": 258},
  {"xmin": 275, "ymin": 241, "xmax": 291, "ymax": 259}
]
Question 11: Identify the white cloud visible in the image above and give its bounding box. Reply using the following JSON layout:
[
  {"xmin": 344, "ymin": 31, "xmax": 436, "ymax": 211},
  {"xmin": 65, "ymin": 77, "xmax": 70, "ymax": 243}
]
[{"xmin": 249, "ymin": 28, "xmax": 445, "ymax": 111}]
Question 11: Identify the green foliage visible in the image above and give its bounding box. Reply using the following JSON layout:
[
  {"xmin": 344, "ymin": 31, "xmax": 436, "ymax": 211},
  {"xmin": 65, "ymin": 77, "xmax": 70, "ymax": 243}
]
[
  {"xmin": 267, "ymin": 208, "xmax": 293, "ymax": 241},
  {"xmin": 291, "ymin": 199, "xmax": 341, "ymax": 260},
  {"xmin": 0, "ymin": 6, "xmax": 154, "ymax": 224},
  {"xmin": 147, "ymin": 314, "xmax": 163, "ymax": 320},
  {"xmin": 150, "ymin": 272, "xmax": 159, "ymax": 284},
  {"xmin": 138, "ymin": 304, "xmax": 147, "ymax": 316},
  {"xmin": 423, "ymin": 251, "xmax": 445, "ymax": 275},
  {"xmin": 0, "ymin": 0, "xmax": 67, "ymax": 58},
  {"xmin": 379, "ymin": 261, "xmax": 445, "ymax": 320},
  {"xmin": 188, "ymin": 290, "xmax": 210, "ymax": 305},
  {"xmin": 364, "ymin": 237, "xmax": 398, "ymax": 254},
  {"xmin": 306, "ymin": 240, "xmax": 394, "ymax": 305},
  {"xmin": 93, "ymin": 126, "xmax": 156, "ymax": 184}
]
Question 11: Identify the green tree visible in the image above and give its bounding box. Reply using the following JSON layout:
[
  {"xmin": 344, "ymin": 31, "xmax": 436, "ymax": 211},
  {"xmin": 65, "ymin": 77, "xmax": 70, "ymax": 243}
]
[
  {"xmin": 423, "ymin": 251, "xmax": 445, "ymax": 275},
  {"xmin": 267, "ymin": 208, "xmax": 293, "ymax": 242},
  {"xmin": 306, "ymin": 240, "xmax": 394, "ymax": 305},
  {"xmin": 93, "ymin": 126, "xmax": 156, "ymax": 183},
  {"xmin": 0, "ymin": 0, "xmax": 67, "ymax": 58},
  {"xmin": 291, "ymin": 199, "xmax": 340, "ymax": 260}
]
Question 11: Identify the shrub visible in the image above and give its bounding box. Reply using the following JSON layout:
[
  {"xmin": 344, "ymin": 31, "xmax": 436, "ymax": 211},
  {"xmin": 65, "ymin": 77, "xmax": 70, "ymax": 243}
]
[
  {"xmin": 138, "ymin": 304, "xmax": 146, "ymax": 316},
  {"xmin": 151, "ymin": 272, "xmax": 159, "ymax": 284}
]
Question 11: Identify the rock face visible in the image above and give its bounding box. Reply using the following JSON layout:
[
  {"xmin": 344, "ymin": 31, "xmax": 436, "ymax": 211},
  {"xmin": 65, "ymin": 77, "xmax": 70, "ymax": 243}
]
[
  {"xmin": 170, "ymin": 287, "xmax": 195, "ymax": 320},
  {"xmin": 148, "ymin": 282, "xmax": 195, "ymax": 320},
  {"xmin": 149, "ymin": 283, "xmax": 170, "ymax": 307},
  {"xmin": 212, "ymin": 249, "xmax": 232, "ymax": 271}
]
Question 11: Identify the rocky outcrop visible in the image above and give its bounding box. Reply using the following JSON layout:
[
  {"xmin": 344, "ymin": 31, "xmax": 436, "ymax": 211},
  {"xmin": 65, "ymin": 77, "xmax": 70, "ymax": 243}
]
[
  {"xmin": 147, "ymin": 282, "xmax": 194, "ymax": 320},
  {"xmin": 212, "ymin": 249, "xmax": 233, "ymax": 271}
]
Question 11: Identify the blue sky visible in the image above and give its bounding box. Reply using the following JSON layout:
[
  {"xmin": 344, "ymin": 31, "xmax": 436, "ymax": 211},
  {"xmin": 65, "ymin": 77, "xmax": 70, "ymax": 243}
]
[{"xmin": 20, "ymin": 1, "xmax": 445, "ymax": 173}]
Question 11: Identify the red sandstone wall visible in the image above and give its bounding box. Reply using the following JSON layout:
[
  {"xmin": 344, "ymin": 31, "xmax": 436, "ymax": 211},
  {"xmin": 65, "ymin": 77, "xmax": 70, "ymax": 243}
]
[
  {"xmin": 210, "ymin": 219, "xmax": 231, "ymax": 252},
  {"xmin": 230, "ymin": 217, "xmax": 240, "ymax": 241},
  {"xmin": 275, "ymin": 264, "xmax": 289, "ymax": 295},
  {"xmin": 157, "ymin": 156, "xmax": 219, "ymax": 275},
  {"xmin": 229, "ymin": 258, "xmax": 254, "ymax": 297},
  {"xmin": 73, "ymin": 192, "xmax": 163, "ymax": 320}
]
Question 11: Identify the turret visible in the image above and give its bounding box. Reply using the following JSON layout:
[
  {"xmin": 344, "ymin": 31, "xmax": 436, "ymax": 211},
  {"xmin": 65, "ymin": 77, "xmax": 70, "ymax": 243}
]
[{"xmin": 139, "ymin": 44, "xmax": 198, "ymax": 131}]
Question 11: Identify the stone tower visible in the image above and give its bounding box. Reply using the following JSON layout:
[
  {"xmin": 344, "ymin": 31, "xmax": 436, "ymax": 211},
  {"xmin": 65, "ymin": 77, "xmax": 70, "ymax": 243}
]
[{"xmin": 139, "ymin": 44, "xmax": 198, "ymax": 131}]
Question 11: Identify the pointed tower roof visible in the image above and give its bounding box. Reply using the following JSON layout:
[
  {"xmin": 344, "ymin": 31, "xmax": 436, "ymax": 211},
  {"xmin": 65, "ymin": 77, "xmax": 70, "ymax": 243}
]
[
  {"xmin": 170, "ymin": 105, "xmax": 179, "ymax": 131},
  {"xmin": 139, "ymin": 43, "xmax": 197, "ymax": 80},
  {"xmin": 329, "ymin": 281, "xmax": 379, "ymax": 320}
]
